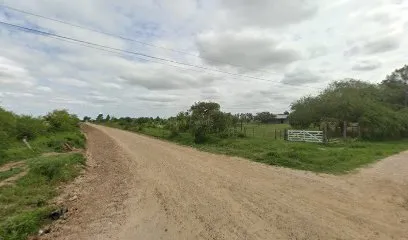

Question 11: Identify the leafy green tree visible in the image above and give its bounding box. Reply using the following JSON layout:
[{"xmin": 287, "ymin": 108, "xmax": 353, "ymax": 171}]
[
  {"xmin": 83, "ymin": 116, "xmax": 92, "ymax": 122},
  {"xmin": 96, "ymin": 113, "xmax": 104, "ymax": 122},
  {"xmin": 105, "ymin": 114, "xmax": 111, "ymax": 122},
  {"xmin": 45, "ymin": 110, "xmax": 80, "ymax": 132},
  {"xmin": 0, "ymin": 107, "xmax": 17, "ymax": 138},
  {"xmin": 189, "ymin": 102, "xmax": 232, "ymax": 143},
  {"xmin": 381, "ymin": 65, "xmax": 408, "ymax": 109},
  {"xmin": 254, "ymin": 112, "xmax": 276, "ymax": 124},
  {"xmin": 289, "ymin": 78, "xmax": 408, "ymax": 139}
]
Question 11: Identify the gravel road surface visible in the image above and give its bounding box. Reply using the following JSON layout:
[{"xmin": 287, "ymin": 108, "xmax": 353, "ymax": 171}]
[{"xmin": 44, "ymin": 124, "xmax": 408, "ymax": 240}]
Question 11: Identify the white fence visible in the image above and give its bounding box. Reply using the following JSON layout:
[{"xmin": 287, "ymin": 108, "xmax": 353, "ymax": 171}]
[{"xmin": 287, "ymin": 130, "xmax": 324, "ymax": 143}]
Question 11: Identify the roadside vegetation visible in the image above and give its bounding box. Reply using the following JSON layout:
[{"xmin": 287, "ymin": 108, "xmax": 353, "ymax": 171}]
[
  {"xmin": 93, "ymin": 65, "xmax": 408, "ymax": 174},
  {"xmin": 0, "ymin": 108, "xmax": 85, "ymax": 240}
]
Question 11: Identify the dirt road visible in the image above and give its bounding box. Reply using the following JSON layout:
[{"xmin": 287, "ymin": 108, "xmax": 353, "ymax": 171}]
[{"xmin": 45, "ymin": 124, "xmax": 408, "ymax": 240}]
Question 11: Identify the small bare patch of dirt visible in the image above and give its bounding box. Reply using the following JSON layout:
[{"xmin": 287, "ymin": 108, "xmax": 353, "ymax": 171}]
[
  {"xmin": 0, "ymin": 161, "xmax": 25, "ymax": 172},
  {"xmin": 0, "ymin": 169, "xmax": 28, "ymax": 187}
]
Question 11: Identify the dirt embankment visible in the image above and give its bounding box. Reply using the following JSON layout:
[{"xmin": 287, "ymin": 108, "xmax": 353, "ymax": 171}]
[{"xmin": 44, "ymin": 124, "xmax": 408, "ymax": 240}]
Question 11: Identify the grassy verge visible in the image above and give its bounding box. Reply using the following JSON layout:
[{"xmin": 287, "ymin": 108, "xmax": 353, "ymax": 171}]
[
  {"xmin": 106, "ymin": 124, "xmax": 408, "ymax": 174},
  {"xmin": 0, "ymin": 153, "xmax": 85, "ymax": 240},
  {"xmin": 0, "ymin": 131, "xmax": 85, "ymax": 166},
  {"xmin": 0, "ymin": 167, "xmax": 23, "ymax": 181}
]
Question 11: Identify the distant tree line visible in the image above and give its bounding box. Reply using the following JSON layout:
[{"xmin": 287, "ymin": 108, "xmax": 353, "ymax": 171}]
[{"xmin": 90, "ymin": 103, "xmax": 289, "ymax": 143}]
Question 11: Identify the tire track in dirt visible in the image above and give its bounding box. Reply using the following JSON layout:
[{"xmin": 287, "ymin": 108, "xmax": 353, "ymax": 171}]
[{"xmin": 46, "ymin": 124, "xmax": 408, "ymax": 240}]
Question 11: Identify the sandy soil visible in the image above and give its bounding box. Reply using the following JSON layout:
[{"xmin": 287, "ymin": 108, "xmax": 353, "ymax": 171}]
[{"xmin": 43, "ymin": 124, "xmax": 408, "ymax": 240}]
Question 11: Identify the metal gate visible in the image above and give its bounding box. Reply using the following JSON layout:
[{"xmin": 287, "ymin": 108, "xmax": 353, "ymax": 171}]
[{"xmin": 287, "ymin": 130, "xmax": 324, "ymax": 143}]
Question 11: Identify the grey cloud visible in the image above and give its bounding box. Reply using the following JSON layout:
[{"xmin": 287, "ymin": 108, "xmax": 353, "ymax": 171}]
[
  {"xmin": 86, "ymin": 95, "xmax": 121, "ymax": 104},
  {"xmin": 0, "ymin": 56, "xmax": 35, "ymax": 87},
  {"xmin": 1, "ymin": 92, "xmax": 36, "ymax": 98},
  {"xmin": 54, "ymin": 78, "xmax": 89, "ymax": 87},
  {"xmin": 50, "ymin": 97, "xmax": 87, "ymax": 105},
  {"xmin": 196, "ymin": 31, "xmax": 301, "ymax": 70},
  {"xmin": 220, "ymin": 0, "xmax": 318, "ymax": 28},
  {"xmin": 352, "ymin": 59, "xmax": 381, "ymax": 71},
  {"xmin": 370, "ymin": 12, "xmax": 394, "ymax": 25},
  {"xmin": 120, "ymin": 68, "xmax": 215, "ymax": 90},
  {"xmin": 281, "ymin": 68, "xmax": 321, "ymax": 85},
  {"xmin": 135, "ymin": 95, "xmax": 178, "ymax": 103},
  {"xmin": 364, "ymin": 36, "xmax": 400, "ymax": 54},
  {"xmin": 345, "ymin": 35, "xmax": 400, "ymax": 56},
  {"xmin": 308, "ymin": 46, "xmax": 328, "ymax": 58}
]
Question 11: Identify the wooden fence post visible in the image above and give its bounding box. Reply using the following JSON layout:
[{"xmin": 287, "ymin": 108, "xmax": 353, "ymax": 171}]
[
  {"xmin": 275, "ymin": 129, "xmax": 277, "ymax": 140},
  {"xmin": 343, "ymin": 121, "xmax": 347, "ymax": 139}
]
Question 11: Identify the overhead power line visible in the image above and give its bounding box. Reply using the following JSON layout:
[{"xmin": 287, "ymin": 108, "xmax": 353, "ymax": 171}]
[
  {"xmin": 0, "ymin": 3, "xmax": 279, "ymax": 75},
  {"xmin": 0, "ymin": 20, "xmax": 324, "ymax": 92}
]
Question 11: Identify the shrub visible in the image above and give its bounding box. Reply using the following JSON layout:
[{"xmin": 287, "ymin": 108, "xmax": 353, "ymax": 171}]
[
  {"xmin": 15, "ymin": 116, "xmax": 48, "ymax": 140},
  {"xmin": 0, "ymin": 130, "xmax": 10, "ymax": 157},
  {"xmin": 237, "ymin": 132, "xmax": 246, "ymax": 138},
  {"xmin": 45, "ymin": 110, "xmax": 80, "ymax": 133},
  {"xmin": 29, "ymin": 153, "xmax": 85, "ymax": 182},
  {"xmin": 34, "ymin": 132, "xmax": 85, "ymax": 152}
]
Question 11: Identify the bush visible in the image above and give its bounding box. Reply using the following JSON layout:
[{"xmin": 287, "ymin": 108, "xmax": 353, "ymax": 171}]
[
  {"xmin": 218, "ymin": 131, "xmax": 230, "ymax": 139},
  {"xmin": 15, "ymin": 116, "xmax": 48, "ymax": 140},
  {"xmin": 237, "ymin": 132, "xmax": 246, "ymax": 138},
  {"xmin": 29, "ymin": 153, "xmax": 85, "ymax": 182},
  {"xmin": 0, "ymin": 130, "xmax": 10, "ymax": 158},
  {"xmin": 34, "ymin": 132, "xmax": 85, "ymax": 152},
  {"xmin": 45, "ymin": 110, "xmax": 80, "ymax": 133},
  {"xmin": 0, "ymin": 207, "xmax": 51, "ymax": 240}
]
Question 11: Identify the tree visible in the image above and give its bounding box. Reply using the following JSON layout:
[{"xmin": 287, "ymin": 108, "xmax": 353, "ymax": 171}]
[
  {"xmin": 381, "ymin": 65, "xmax": 408, "ymax": 109},
  {"xmin": 83, "ymin": 116, "xmax": 92, "ymax": 122},
  {"xmin": 105, "ymin": 114, "xmax": 111, "ymax": 122},
  {"xmin": 0, "ymin": 107, "xmax": 16, "ymax": 138},
  {"xmin": 45, "ymin": 110, "xmax": 80, "ymax": 132},
  {"xmin": 96, "ymin": 113, "xmax": 104, "ymax": 122},
  {"xmin": 189, "ymin": 102, "xmax": 231, "ymax": 143},
  {"xmin": 288, "ymin": 78, "xmax": 408, "ymax": 139},
  {"xmin": 254, "ymin": 112, "xmax": 276, "ymax": 124},
  {"xmin": 283, "ymin": 111, "xmax": 290, "ymax": 115}
]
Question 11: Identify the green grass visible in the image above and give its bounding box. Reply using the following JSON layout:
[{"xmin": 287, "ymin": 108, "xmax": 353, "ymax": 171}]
[
  {"xmin": 240, "ymin": 123, "xmax": 291, "ymax": 139},
  {"xmin": 0, "ymin": 153, "xmax": 85, "ymax": 240},
  {"xmin": 110, "ymin": 124, "xmax": 408, "ymax": 174},
  {"xmin": 0, "ymin": 167, "xmax": 23, "ymax": 181},
  {"xmin": 0, "ymin": 131, "xmax": 85, "ymax": 166}
]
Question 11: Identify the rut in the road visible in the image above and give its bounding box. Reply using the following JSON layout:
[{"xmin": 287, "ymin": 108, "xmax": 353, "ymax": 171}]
[{"xmin": 44, "ymin": 124, "xmax": 408, "ymax": 240}]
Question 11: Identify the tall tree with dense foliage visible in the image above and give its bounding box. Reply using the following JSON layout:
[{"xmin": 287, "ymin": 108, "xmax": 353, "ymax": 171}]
[{"xmin": 289, "ymin": 73, "xmax": 408, "ymax": 140}]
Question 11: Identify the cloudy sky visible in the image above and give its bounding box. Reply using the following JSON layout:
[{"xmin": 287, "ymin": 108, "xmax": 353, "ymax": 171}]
[{"xmin": 0, "ymin": 0, "xmax": 407, "ymax": 118}]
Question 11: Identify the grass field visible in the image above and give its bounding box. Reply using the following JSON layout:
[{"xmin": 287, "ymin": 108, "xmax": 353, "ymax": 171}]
[
  {"xmin": 0, "ymin": 153, "xmax": 85, "ymax": 240},
  {"xmin": 0, "ymin": 131, "xmax": 85, "ymax": 240},
  {"xmin": 0, "ymin": 131, "xmax": 85, "ymax": 166},
  {"xmin": 133, "ymin": 124, "xmax": 408, "ymax": 174}
]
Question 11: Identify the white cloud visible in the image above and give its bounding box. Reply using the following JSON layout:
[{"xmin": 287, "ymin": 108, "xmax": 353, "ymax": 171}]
[
  {"xmin": 54, "ymin": 78, "xmax": 89, "ymax": 87},
  {"xmin": 216, "ymin": 0, "xmax": 318, "ymax": 28},
  {"xmin": 345, "ymin": 35, "xmax": 401, "ymax": 56},
  {"xmin": 0, "ymin": 0, "xmax": 407, "ymax": 117},
  {"xmin": 352, "ymin": 59, "xmax": 382, "ymax": 71},
  {"xmin": 101, "ymin": 82, "xmax": 123, "ymax": 89},
  {"xmin": 36, "ymin": 86, "xmax": 53, "ymax": 92},
  {"xmin": 196, "ymin": 30, "xmax": 302, "ymax": 70},
  {"xmin": 119, "ymin": 64, "xmax": 217, "ymax": 90},
  {"xmin": 281, "ymin": 68, "xmax": 322, "ymax": 85}
]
